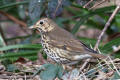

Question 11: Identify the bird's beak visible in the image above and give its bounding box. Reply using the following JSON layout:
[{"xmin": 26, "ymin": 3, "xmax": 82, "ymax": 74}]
[{"xmin": 29, "ymin": 25, "xmax": 35, "ymax": 29}]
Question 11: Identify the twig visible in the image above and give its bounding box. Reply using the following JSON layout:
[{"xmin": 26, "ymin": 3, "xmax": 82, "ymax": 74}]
[
  {"xmin": 80, "ymin": 2, "xmax": 120, "ymax": 72},
  {"xmin": 53, "ymin": 0, "xmax": 63, "ymax": 18},
  {"xmin": 80, "ymin": 71, "xmax": 87, "ymax": 80},
  {"xmin": 108, "ymin": 56, "xmax": 120, "ymax": 76},
  {"xmin": 85, "ymin": 61, "xmax": 120, "ymax": 77},
  {"xmin": 0, "ymin": 11, "xmax": 27, "ymax": 27},
  {"xmin": 83, "ymin": 0, "xmax": 93, "ymax": 8},
  {"xmin": 103, "ymin": 58, "xmax": 114, "ymax": 71},
  {"xmin": 0, "ymin": 75, "xmax": 32, "ymax": 79},
  {"xmin": 89, "ymin": 0, "xmax": 108, "ymax": 10},
  {"xmin": 0, "ymin": 26, "xmax": 7, "ymax": 46},
  {"xmin": 79, "ymin": 58, "xmax": 90, "ymax": 71},
  {"xmin": 0, "ymin": 11, "xmax": 30, "ymax": 34},
  {"xmin": 94, "ymin": 3, "xmax": 120, "ymax": 50}
]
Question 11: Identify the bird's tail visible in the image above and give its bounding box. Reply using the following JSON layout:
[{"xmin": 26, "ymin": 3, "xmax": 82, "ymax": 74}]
[{"xmin": 89, "ymin": 53, "xmax": 108, "ymax": 59}]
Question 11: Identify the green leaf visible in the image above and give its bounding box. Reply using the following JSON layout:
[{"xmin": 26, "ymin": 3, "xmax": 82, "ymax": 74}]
[
  {"xmin": 71, "ymin": 14, "xmax": 91, "ymax": 34},
  {"xmin": 5, "ymin": 35, "xmax": 31, "ymax": 41},
  {"xmin": 56, "ymin": 64, "xmax": 64, "ymax": 79},
  {"xmin": 0, "ymin": 51, "xmax": 38, "ymax": 59},
  {"xmin": 0, "ymin": 1, "xmax": 29, "ymax": 9},
  {"xmin": 0, "ymin": 44, "xmax": 42, "ymax": 51},
  {"xmin": 65, "ymin": 7, "xmax": 81, "ymax": 15},
  {"xmin": 1, "ymin": 59, "xmax": 19, "ymax": 72},
  {"xmin": 7, "ymin": 64, "xmax": 19, "ymax": 72},
  {"xmin": 71, "ymin": 4, "xmax": 115, "ymax": 34},
  {"xmin": 0, "ymin": 51, "xmax": 39, "ymax": 61},
  {"xmin": 85, "ymin": 19, "xmax": 104, "ymax": 30},
  {"xmin": 72, "ymin": 3, "xmax": 87, "ymax": 10},
  {"xmin": 111, "ymin": 71, "xmax": 120, "ymax": 80},
  {"xmin": 2, "ymin": 55, "xmax": 38, "ymax": 62},
  {"xmin": 40, "ymin": 64, "xmax": 63, "ymax": 80},
  {"xmin": 100, "ymin": 38, "xmax": 120, "ymax": 54},
  {"xmin": 25, "ymin": 55, "xmax": 38, "ymax": 61},
  {"xmin": 115, "ymin": 14, "xmax": 120, "ymax": 32},
  {"xmin": 78, "ymin": 37, "xmax": 97, "ymax": 47},
  {"xmin": 1, "ymin": 59, "xmax": 12, "ymax": 67}
]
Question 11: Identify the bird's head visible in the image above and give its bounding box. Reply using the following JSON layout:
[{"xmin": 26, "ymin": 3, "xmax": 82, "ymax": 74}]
[{"xmin": 29, "ymin": 18, "xmax": 55, "ymax": 33}]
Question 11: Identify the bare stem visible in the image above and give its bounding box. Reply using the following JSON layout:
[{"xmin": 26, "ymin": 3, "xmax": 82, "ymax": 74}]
[
  {"xmin": 89, "ymin": 0, "xmax": 108, "ymax": 10},
  {"xmin": 83, "ymin": 0, "xmax": 93, "ymax": 8},
  {"xmin": 0, "ymin": 26, "xmax": 7, "ymax": 46},
  {"xmin": 0, "ymin": 11, "xmax": 27, "ymax": 27},
  {"xmin": 53, "ymin": 0, "xmax": 63, "ymax": 18},
  {"xmin": 94, "ymin": 3, "xmax": 120, "ymax": 50},
  {"xmin": 80, "ymin": 3, "xmax": 120, "ymax": 72}
]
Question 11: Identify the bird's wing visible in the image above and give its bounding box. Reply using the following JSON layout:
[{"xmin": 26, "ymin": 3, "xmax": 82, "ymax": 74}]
[
  {"xmin": 48, "ymin": 39, "xmax": 107, "ymax": 60},
  {"xmin": 49, "ymin": 38, "xmax": 96, "ymax": 54},
  {"xmin": 48, "ymin": 38, "xmax": 101, "ymax": 60},
  {"xmin": 48, "ymin": 26, "xmax": 97, "ymax": 54}
]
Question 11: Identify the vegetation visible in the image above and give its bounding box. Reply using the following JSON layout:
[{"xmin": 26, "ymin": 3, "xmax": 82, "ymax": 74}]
[{"xmin": 0, "ymin": 0, "xmax": 120, "ymax": 79}]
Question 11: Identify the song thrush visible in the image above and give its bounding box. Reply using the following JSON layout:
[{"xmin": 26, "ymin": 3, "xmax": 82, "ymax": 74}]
[{"xmin": 30, "ymin": 18, "xmax": 106, "ymax": 65}]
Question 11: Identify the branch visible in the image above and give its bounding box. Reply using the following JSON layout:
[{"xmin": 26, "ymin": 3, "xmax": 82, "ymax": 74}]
[
  {"xmin": 53, "ymin": 0, "xmax": 63, "ymax": 18},
  {"xmin": 80, "ymin": 3, "xmax": 120, "ymax": 71},
  {"xmin": 94, "ymin": 3, "xmax": 120, "ymax": 50},
  {"xmin": 89, "ymin": 0, "xmax": 108, "ymax": 10},
  {"xmin": 0, "ymin": 11, "xmax": 27, "ymax": 27},
  {"xmin": 83, "ymin": 0, "xmax": 93, "ymax": 8},
  {"xmin": 0, "ymin": 25, "xmax": 7, "ymax": 46}
]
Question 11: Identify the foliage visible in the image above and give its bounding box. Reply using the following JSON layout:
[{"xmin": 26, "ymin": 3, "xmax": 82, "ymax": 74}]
[
  {"xmin": 39, "ymin": 64, "xmax": 63, "ymax": 80},
  {"xmin": 0, "ymin": 0, "xmax": 120, "ymax": 79}
]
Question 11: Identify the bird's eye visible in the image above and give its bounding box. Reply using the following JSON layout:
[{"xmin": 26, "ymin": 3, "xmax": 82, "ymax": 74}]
[{"xmin": 40, "ymin": 21, "xmax": 43, "ymax": 24}]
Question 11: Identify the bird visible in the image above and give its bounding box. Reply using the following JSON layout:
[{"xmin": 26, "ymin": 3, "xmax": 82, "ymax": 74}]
[{"xmin": 30, "ymin": 18, "xmax": 106, "ymax": 65}]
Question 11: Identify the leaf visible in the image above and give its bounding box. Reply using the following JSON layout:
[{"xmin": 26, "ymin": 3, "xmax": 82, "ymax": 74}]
[
  {"xmin": 0, "ymin": 1, "xmax": 28, "ymax": 9},
  {"xmin": 0, "ymin": 44, "xmax": 42, "ymax": 51},
  {"xmin": 7, "ymin": 64, "xmax": 19, "ymax": 72},
  {"xmin": 1, "ymin": 59, "xmax": 12, "ymax": 67},
  {"xmin": 0, "ymin": 51, "xmax": 38, "ymax": 59},
  {"xmin": 71, "ymin": 12, "xmax": 93, "ymax": 34},
  {"xmin": 78, "ymin": 37, "xmax": 97, "ymax": 47},
  {"xmin": 40, "ymin": 64, "xmax": 63, "ymax": 80},
  {"xmin": 115, "ymin": 14, "xmax": 120, "ymax": 32},
  {"xmin": 100, "ymin": 38, "xmax": 120, "ymax": 54},
  {"xmin": 0, "ymin": 51, "xmax": 39, "ymax": 61},
  {"xmin": 62, "ymin": 69, "xmax": 80, "ymax": 80},
  {"xmin": 85, "ymin": 19, "xmax": 104, "ymax": 30},
  {"xmin": 0, "ymin": 44, "xmax": 41, "ymax": 61},
  {"xmin": 57, "ymin": 64, "xmax": 64, "ymax": 79},
  {"xmin": 111, "ymin": 71, "xmax": 120, "ymax": 80},
  {"xmin": 1, "ymin": 59, "xmax": 19, "ymax": 72},
  {"xmin": 1, "ymin": 0, "xmax": 15, "ymax": 5},
  {"xmin": 25, "ymin": 55, "xmax": 38, "ymax": 61},
  {"xmin": 71, "ymin": 3, "xmax": 115, "ymax": 34}
]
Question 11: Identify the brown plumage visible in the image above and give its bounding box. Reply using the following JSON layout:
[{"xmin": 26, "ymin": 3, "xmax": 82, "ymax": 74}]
[{"xmin": 30, "ymin": 18, "xmax": 106, "ymax": 65}]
